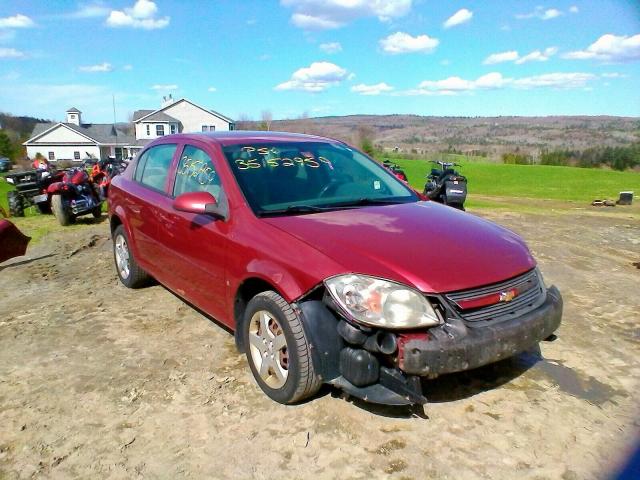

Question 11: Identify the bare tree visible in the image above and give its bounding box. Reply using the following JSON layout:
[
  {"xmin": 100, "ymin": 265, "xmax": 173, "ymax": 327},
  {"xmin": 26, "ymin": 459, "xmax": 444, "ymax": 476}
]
[{"xmin": 260, "ymin": 110, "xmax": 273, "ymax": 131}]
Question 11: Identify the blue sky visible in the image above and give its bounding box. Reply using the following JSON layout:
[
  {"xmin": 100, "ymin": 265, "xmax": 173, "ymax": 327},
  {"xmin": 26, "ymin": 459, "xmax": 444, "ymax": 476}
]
[{"xmin": 0, "ymin": 0, "xmax": 639, "ymax": 123}]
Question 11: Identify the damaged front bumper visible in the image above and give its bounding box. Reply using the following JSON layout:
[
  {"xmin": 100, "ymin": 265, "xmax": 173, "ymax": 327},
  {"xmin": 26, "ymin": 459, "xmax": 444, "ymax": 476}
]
[
  {"xmin": 399, "ymin": 286, "xmax": 563, "ymax": 376},
  {"xmin": 297, "ymin": 286, "xmax": 563, "ymax": 407}
]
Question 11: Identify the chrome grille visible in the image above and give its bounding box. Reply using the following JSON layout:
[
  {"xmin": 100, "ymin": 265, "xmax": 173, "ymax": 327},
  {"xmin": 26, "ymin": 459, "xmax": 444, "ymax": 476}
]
[{"xmin": 444, "ymin": 269, "xmax": 545, "ymax": 326}]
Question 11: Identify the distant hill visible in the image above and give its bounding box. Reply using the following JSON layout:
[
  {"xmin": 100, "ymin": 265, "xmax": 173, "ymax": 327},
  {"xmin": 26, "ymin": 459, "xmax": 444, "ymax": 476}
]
[
  {"xmin": 238, "ymin": 114, "xmax": 640, "ymax": 161},
  {"xmin": 0, "ymin": 112, "xmax": 51, "ymax": 138}
]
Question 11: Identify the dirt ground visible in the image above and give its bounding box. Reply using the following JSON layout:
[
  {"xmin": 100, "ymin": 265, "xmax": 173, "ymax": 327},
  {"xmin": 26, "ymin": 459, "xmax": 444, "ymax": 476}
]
[{"xmin": 1, "ymin": 204, "xmax": 639, "ymax": 479}]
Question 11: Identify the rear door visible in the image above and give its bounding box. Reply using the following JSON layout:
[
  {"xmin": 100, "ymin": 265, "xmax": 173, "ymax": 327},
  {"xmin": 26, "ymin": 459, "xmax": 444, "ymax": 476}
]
[
  {"xmin": 125, "ymin": 142, "xmax": 178, "ymax": 276},
  {"xmin": 155, "ymin": 141, "xmax": 230, "ymax": 320}
]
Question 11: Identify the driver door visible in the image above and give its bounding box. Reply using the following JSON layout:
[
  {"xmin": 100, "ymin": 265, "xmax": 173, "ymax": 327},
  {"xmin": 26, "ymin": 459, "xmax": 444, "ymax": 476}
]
[{"xmin": 156, "ymin": 142, "xmax": 230, "ymax": 321}]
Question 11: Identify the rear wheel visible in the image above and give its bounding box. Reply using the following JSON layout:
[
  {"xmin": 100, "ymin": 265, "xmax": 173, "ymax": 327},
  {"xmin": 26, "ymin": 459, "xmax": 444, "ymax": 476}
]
[
  {"xmin": 92, "ymin": 205, "xmax": 102, "ymax": 219},
  {"xmin": 112, "ymin": 225, "xmax": 151, "ymax": 288},
  {"xmin": 7, "ymin": 191, "xmax": 24, "ymax": 217},
  {"xmin": 243, "ymin": 291, "xmax": 321, "ymax": 404},
  {"xmin": 51, "ymin": 195, "xmax": 73, "ymax": 226}
]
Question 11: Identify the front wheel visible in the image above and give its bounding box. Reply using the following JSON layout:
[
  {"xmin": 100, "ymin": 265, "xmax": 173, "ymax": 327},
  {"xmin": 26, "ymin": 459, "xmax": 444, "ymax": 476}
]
[
  {"xmin": 112, "ymin": 225, "xmax": 151, "ymax": 288},
  {"xmin": 92, "ymin": 205, "xmax": 102, "ymax": 219},
  {"xmin": 51, "ymin": 195, "xmax": 73, "ymax": 226},
  {"xmin": 243, "ymin": 291, "xmax": 321, "ymax": 404},
  {"xmin": 7, "ymin": 191, "xmax": 24, "ymax": 217}
]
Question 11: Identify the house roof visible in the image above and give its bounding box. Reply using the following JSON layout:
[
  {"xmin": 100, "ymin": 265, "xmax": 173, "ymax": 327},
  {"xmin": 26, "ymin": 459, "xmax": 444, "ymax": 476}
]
[
  {"xmin": 132, "ymin": 109, "xmax": 154, "ymax": 121},
  {"xmin": 143, "ymin": 111, "xmax": 179, "ymax": 123},
  {"xmin": 26, "ymin": 122, "xmax": 136, "ymax": 146},
  {"xmin": 66, "ymin": 107, "xmax": 81, "ymax": 113},
  {"xmin": 133, "ymin": 98, "xmax": 234, "ymax": 124}
]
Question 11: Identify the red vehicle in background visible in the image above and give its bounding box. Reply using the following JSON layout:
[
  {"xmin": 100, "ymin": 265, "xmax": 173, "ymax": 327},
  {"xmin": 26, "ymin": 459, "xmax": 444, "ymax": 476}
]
[
  {"xmin": 48, "ymin": 166, "xmax": 103, "ymax": 225},
  {"xmin": 108, "ymin": 131, "xmax": 562, "ymax": 406}
]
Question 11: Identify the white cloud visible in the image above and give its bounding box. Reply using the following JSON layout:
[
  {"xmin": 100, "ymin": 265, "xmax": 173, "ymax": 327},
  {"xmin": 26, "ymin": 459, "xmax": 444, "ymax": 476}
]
[
  {"xmin": 483, "ymin": 50, "xmax": 519, "ymax": 65},
  {"xmin": 601, "ymin": 72, "xmax": 627, "ymax": 78},
  {"xmin": 106, "ymin": 0, "xmax": 169, "ymax": 30},
  {"xmin": 123, "ymin": 64, "xmax": 133, "ymax": 71},
  {"xmin": 78, "ymin": 62, "xmax": 113, "ymax": 72},
  {"xmin": 275, "ymin": 61, "xmax": 349, "ymax": 92},
  {"xmin": 319, "ymin": 42, "xmax": 342, "ymax": 54},
  {"xmin": 0, "ymin": 14, "xmax": 35, "ymax": 28},
  {"xmin": 379, "ymin": 32, "xmax": 439, "ymax": 54},
  {"xmin": 512, "ymin": 72, "xmax": 596, "ymax": 89},
  {"xmin": 515, "ymin": 47, "xmax": 558, "ymax": 64},
  {"xmin": 281, "ymin": 0, "xmax": 412, "ymax": 30},
  {"xmin": 483, "ymin": 47, "xmax": 557, "ymax": 65},
  {"xmin": 443, "ymin": 8, "xmax": 472, "ymax": 29},
  {"xmin": 516, "ymin": 6, "xmax": 563, "ymax": 20},
  {"xmin": 68, "ymin": 3, "xmax": 111, "ymax": 18},
  {"xmin": 208, "ymin": 86, "xmax": 217, "ymax": 92},
  {"xmin": 0, "ymin": 47, "xmax": 25, "ymax": 59},
  {"xmin": 151, "ymin": 84, "xmax": 178, "ymax": 91},
  {"xmin": 351, "ymin": 82, "xmax": 394, "ymax": 95},
  {"xmin": 569, "ymin": 5, "xmax": 579, "ymax": 13},
  {"xmin": 402, "ymin": 71, "xmax": 596, "ymax": 95},
  {"xmin": 563, "ymin": 33, "xmax": 640, "ymax": 63}
]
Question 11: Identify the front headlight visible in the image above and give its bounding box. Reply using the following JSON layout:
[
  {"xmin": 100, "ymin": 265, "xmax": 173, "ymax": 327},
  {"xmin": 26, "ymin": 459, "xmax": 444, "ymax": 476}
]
[{"xmin": 325, "ymin": 274, "xmax": 440, "ymax": 329}]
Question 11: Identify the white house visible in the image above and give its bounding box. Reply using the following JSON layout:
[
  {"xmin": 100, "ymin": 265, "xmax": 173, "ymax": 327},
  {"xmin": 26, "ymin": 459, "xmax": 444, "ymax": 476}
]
[
  {"xmin": 24, "ymin": 98, "xmax": 235, "ymax": 162},
  {"xmin": 132, "ymin": 96, "xmax": 235, "ymax": 141},
  {"xmin": 24, "ymin": 108, "xmax": 138, "ymax": 162}
]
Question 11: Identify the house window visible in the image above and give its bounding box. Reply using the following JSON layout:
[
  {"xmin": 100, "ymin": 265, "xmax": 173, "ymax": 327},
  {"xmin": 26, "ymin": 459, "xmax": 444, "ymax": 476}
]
[
  {"xmin": 48, "ymin": 152, "xmax": 55, "ymax": 160},
  {"xmin": 202, "ymin": 125, "xmax": 215, "ymax": 132},
  {"xmin": 146, "ymin": 124, "xmax": 151, "ymax": 135},
  {"xmin": 156, "ymin": 125, "xmax": 165, "ymax": 136},
  {"xmin": 209, "ymin": 125, "xmax": 215, "ymax": 132},
  {"xmin": 70, "ymin": 114, "xmax": 76, "ymax": 119},
  {"xmin": 74, "ymin": 151, "xmax": 80, "ymax": 160},
  {"xmin": 170, "ymin": 124, "xmax": 177, "ymax": 134},
  {"xmin": 202, "ymin": 125, "xmax": 208, "ymax": 132},
  {"xmin": 229, "ymin": 123, "xmax": 235, "ymax": 131}
]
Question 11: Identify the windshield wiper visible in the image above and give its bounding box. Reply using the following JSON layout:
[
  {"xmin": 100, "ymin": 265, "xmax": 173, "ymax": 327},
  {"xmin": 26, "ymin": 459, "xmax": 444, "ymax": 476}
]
[
  {"xmin": 257, "ymin": 205, "xmax": 329, "ymax": 217},
  {"xmin": 330, "ymin": 197, "xmax": 406, "ymax": 208}
]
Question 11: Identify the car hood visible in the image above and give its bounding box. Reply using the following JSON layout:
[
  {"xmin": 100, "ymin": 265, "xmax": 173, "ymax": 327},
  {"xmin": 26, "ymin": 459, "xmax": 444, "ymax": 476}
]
[{"xmin": 262, "ymin": 201, "xmax": 536, "ymax": 293}]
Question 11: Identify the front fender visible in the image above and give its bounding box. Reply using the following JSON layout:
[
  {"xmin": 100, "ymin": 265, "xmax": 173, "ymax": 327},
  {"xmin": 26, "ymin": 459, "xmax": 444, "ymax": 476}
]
[
  {"xmin": 46, "ymin": 182, "xmax": 66, "ymax": 194},
  {"xmin": 243, "ymin": 258, "xmax": 310, "ymax": 303}
]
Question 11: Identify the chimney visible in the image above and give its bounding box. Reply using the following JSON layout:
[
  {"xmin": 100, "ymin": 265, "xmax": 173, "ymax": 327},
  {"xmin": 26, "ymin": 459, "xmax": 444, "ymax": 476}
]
[
  {"xmin": 66, "ymin": 107, "xmax": 82, "ymax": 126},
  {"xmin": 161, "ymin": 94, "xmax": 175, "ymax": 108}
]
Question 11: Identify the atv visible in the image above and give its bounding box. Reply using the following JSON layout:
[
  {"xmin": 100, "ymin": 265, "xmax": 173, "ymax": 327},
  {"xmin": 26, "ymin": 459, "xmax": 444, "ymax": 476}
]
[
  {"xmin": 382, "ymin": 160, "xmax": 408, "ymax": 182},
  {"xmin": 424, "ymin": 160, "xmax": 468, "ymax": 210},
  {"xmin": 5, "ymin": 168, "xmax": 65, "ymax": 217}
]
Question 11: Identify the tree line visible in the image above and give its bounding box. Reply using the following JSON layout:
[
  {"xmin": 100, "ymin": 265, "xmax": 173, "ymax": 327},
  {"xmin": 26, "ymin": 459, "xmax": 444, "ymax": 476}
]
[{"xmin": 502, "ymin": 142, "xmax": 640, "ymax": 171}]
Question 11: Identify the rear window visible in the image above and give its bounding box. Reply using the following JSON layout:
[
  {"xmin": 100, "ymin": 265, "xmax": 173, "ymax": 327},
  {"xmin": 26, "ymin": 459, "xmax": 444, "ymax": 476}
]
[{"xmin": 135, "ymin": 144, "xmax": 177, "ymax": 192}]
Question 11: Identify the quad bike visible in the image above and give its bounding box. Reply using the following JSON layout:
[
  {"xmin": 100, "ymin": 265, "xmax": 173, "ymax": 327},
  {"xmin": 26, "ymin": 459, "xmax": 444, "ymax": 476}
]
[
  {"xmin": 47, "ymin": 167, "xmax": 103, "ymax": 226},
  {"xmin": 89, "ymin": 156, "xmax": 129, "ymax": 199},
  {"xmin": 424, "ymin": 160, "xmax": 468, "ymax": 211},
  {"xmin": 5, "ymin": 168, "xmax": 65, "ymax": 217},
  {"xmin": 382, "ymin": 160, "xmax": 408, "ymax": 182}
]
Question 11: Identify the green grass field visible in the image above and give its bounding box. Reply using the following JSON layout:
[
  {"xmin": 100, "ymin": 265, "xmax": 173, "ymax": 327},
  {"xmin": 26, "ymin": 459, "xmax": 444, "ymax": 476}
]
[{"xmin": 390, "ymin": 158, "xmax": 640, "ymax": 203}]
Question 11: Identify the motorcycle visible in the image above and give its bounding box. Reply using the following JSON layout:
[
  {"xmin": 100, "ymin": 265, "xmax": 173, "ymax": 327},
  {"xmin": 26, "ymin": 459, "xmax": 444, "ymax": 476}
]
[
  {"xmin": 424, "ymin": 160, "xmax": 468, "ymax": 210},
  {"xmin": 382, "ymin": 160, "xmax": 408, "ymax": 182},
  {"xmin": 47, "ymin": 166, "xmax": 103, "ymax": 226}
]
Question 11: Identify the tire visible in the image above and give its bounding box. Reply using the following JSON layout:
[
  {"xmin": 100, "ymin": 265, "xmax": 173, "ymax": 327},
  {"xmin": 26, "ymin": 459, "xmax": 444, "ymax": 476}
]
[
  {"xmin": 92, "ymin": 205, "xmax": 102, "ymax": 219},
  {"xmin": 51, "ymin": 195, "xmax": 73, "ymax": 226},
  {"xmin": 7, "ymin": 191, "xmax": 24, "ymax": 217},
  {"xmin": 243, "ymin": 291, "xmax": 321, "ymax": 404},
  {"xmin": 112, "ymin": 225, "xmax": 151, "ymax": 288},
  {"xmin": 36, "ymin": 202, "xmax": 52, "ymax": 215}
]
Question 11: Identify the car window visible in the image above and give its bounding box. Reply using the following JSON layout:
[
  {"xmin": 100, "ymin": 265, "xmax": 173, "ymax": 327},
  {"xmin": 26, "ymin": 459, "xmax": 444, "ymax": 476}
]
[
  {"xmin": 137, "ymin": 144, "xmax": 177, "ymax": 192},
  {"xmin": 174, "ymin": 145, "xmax": 223, "ymax": 197},
  {"xmin": 173, "ymin": 145, "xmax": 228, "ymax": 211}
]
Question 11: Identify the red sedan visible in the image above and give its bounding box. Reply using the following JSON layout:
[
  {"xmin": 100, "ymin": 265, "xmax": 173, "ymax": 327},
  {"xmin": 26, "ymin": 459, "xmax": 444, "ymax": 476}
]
[{"xmin": 108, "ymin": 132, "xmax": 562, "ymax": 405}]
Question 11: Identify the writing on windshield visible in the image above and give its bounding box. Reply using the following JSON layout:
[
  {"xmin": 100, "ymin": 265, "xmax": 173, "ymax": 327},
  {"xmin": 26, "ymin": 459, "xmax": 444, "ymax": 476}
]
[{"xmin": 234, "ymin": 146, "xmax": 333, "ymax": 171}]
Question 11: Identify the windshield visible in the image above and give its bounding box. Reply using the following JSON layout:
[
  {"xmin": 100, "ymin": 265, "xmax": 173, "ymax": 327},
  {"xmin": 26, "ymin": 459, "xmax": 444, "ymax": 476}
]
[{"xmin": 223, "ymin": 141, "xmax": 417, "ymax": 216}]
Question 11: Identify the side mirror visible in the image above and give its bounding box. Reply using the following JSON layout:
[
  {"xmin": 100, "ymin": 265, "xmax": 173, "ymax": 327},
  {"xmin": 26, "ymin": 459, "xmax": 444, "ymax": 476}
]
[{"xmin": 173, "ymin": 191, "xmax": 226, "ymax": 219}]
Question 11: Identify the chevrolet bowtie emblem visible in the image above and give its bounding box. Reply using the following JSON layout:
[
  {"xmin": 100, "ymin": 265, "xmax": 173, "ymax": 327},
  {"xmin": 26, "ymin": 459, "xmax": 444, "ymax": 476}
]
[{"xmin": 499, "ymin": 289, "xmax": 517, "ymax": 302}]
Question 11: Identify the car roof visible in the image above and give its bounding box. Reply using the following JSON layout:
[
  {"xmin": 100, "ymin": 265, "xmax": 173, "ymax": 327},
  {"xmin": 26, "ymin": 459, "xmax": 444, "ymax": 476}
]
[{"xmin": 165, "ymin": 131, "xmax": 343, "ymax": 147}]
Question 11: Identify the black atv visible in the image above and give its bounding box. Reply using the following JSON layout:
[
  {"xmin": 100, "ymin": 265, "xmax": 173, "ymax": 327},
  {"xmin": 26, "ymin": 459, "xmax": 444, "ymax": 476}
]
[
  {"xmin": 424, "ymin": 160, "xmax": 467, "ymax": 210},
  {"xmin": 5, "ymin": 169, "xmax": 64, "ymax": 217}
]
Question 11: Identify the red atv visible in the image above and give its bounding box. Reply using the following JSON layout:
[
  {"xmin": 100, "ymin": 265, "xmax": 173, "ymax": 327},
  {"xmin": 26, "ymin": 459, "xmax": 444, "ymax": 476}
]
[
  {"xmin": 5, "ymin": 168, "xmax": 65, "ymax": 216},
  {"xmin": 382, "ymin": 160, "xmax": 408, "ymax": 182},
  {"xmin": 48, "ymin": 167, "xmax": 103, "ymax": 226}
]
